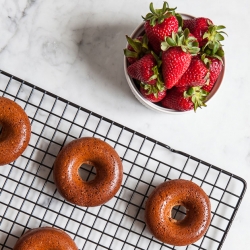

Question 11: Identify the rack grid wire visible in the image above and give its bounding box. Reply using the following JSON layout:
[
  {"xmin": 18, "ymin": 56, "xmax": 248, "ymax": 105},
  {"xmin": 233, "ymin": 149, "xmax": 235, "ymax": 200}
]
[{"xmin": 0, "ymin": 69, "xmax": 247, "ymax": 250}]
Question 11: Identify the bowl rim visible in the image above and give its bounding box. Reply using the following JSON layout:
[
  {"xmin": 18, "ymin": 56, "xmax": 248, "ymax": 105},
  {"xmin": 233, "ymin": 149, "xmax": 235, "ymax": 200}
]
[{"xmin": 124, "ymin": 13, "xmax": 225, "ymax": 114}]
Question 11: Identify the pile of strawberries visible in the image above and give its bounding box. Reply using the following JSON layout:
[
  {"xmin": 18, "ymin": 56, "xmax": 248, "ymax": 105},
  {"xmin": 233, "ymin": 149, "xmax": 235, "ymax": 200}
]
[{"xmin": 124, "ymin": 2, "xmax": 226, "ymax": 111}]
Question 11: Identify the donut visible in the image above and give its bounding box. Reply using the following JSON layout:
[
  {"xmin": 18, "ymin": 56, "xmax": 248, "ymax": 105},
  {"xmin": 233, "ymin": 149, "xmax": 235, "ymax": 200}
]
[
  {"xmin": 53, "ymin": 137, "xmax": 123, "ymax": 207},
  {"xmin": 0, "ymin": 97, "xmax": 31, "ymax": 166},
  {"xmin": 145, "ymin": 179, "xmax": 211, "ymax": 246},
  {"xmin": 13, "ymin": 227, "xmax": 78, "ymax": 250}
]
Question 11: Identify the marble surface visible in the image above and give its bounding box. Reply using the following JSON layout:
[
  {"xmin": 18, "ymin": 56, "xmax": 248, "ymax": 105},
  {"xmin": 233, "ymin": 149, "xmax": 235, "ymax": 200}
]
[{"xmin": 0, "ymin": 0, "xmax": 249, "ymax": 249}]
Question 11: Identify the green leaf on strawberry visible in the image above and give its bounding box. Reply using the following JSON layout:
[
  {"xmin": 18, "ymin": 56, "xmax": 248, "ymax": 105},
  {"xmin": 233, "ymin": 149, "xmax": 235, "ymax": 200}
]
[
  {"xmin": 140, "ymin": 84, "xmax": 166, "ymax": 103},
  {"xmin": 124, "ymin": 34, "xmax": 149, "ymax": 64},
  {"xmin": 161, "ymin": 28, "xmax": 200, "ymax": 55},
  {"xmin": 184, "ymin": 87, "xmax": 208, "ymax": 111},
  {"xmin": 202, "ymin": 24, "xmax": 227, "ymax": 46},
  {"xmin": 143, "ymin": 2, "xmax": 177, "ymax": 26}
]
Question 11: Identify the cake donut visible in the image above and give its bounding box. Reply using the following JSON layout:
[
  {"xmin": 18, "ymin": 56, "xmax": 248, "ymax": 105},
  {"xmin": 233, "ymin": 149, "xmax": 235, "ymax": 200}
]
[
  {"xmin": 13, "ymin": 227, "xmax": 78, "ymax": 250},
  {"xmin": 0, "ymin": 97, "xmax": 31, "ymax": 166},
  {"xmin": 145, "ymin": 179, "xmax": 211, "ymax": 246},
  {"xmin": 53, "ymin": 137, "xmax": 123, "ymax": 207}
]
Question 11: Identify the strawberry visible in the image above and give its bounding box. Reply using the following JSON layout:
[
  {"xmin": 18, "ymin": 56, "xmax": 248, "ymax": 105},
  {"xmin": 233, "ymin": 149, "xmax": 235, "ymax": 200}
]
[
  {"xmin": 183, "ymin": 17, "xmax": 227, "ymax": 53},
  {"xmin": 127, "ymin": 52, "xmax": 165, "ymax": 95},
  {"xmin": 175, "ymin": 55, "xmax": 210, "ymax": 88},
  {"xmin": 202, "ymin": 56, "xmax": 223, "ymax": 92},
  {"xmin": 183, "ymin": 17, "xmax": 213, "ymax": 47},
  {"xmin": 142, "ymin": 2, "xmax": 182, "ymax": 54},
  {"xmin": 127, "ymin": 53, "xmax": 158, "ymax": 84},
  {"xmin": 140, "ymin": 85, "xmax": 166, "ymax": 103},
  {"xmin": 161, "ymin": 29, "xmax": 200, "ymax": 89},
  {"xmin": 161, "ymin": 86, "xmax": 209, "ymax": 111},
  {"xmin": 124, "ymin": 34, "xmax": 149, "ymax": 65},
  {"xmin": 162, "ymin": 47, "xmax": 191, "ymax": 89}
]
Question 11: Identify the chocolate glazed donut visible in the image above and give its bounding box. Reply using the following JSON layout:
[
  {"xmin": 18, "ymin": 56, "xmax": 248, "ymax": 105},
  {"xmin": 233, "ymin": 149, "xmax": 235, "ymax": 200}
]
[
  {"xmin": 53, "ymin": 137, "xmax": 123, "ymax": 207},
  {"xmin": 13, "ymin": 227, "xmax": 78, "ymax": 250},
  {"xmin": 0, "ymin": 97, "xmax": 31, "ymax": 166},
  {"xmin": 145, "ymin": 179, "xmax": 211, "ymax": 246}
]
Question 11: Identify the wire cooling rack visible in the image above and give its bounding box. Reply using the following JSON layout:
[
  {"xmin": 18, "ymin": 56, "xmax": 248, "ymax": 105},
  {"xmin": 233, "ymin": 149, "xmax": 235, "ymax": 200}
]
[{"xmin": 0, "ymin": 69, "xmax": 247, "ymax": 250}]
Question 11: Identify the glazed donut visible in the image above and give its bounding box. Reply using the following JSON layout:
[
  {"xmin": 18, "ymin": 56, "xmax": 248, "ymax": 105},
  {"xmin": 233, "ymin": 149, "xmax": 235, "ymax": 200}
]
[
  {"xmin": 145, "ymin": 179, "xmax": 211, "ymax": 246},
  {"xmin": 53, "ymin": 137, "xmax": 123, "ymax": 207},
  {"xmin": 0, "ymin": 97, "xmax": 31, "ymax": 166},
  {"xmin": 13, "ymin": 227, "xmax": 78, "ymax": 250}
]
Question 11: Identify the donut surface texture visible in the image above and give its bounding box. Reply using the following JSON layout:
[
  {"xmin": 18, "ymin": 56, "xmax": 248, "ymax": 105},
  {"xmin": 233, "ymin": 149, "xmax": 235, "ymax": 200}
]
[
  {"xmin": 0, "ymin": 97, "xmax": 31, "ymax": 166},
  {"xmin": 53, "ymin": 137, "xmax": 123, "ymax": 207},
  {"xmin": 13, "ymin": 227, "xmax": 78, "ymax": 250},
  {"xmin": 145, "ymin": 179, "xmax": 211, "ymax": 246}
]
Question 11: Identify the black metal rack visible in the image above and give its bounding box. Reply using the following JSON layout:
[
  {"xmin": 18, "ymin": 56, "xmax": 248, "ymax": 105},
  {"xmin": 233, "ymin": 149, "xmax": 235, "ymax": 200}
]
[{"xmin": 0, "ymin": 69, "xmax": 247, "ymax": 250}]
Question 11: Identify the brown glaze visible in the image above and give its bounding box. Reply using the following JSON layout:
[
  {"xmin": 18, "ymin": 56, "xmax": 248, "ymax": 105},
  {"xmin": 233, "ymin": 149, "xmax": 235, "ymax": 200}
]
[
  {"xmin": 0, "ymin": 97, "xmax": 31, "ymax": 166},
  {"xmin": 13, "ymin": 227, "xmax": 78, "ymax": 250},
  {"xmin": 145, "ymin": 179, "xmax": 211, "ymax": 246},
  {"xmin": 53, "ymin": 137, "xmax": 123, "ymax": 207}
]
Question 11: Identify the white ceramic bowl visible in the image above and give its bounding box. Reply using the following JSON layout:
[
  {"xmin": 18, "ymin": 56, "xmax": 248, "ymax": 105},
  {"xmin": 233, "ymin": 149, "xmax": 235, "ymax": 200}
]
[{"xmin": 124, "ymin": 14, "xmax": 225, "ymax": 114}]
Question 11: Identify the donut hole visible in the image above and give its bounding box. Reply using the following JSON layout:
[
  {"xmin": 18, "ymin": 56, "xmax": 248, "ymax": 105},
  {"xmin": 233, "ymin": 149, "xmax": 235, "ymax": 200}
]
[
  {"xmin": 78, "ymin": 163, "xmax": 96, "ymax": 182},
  {"xmin": 0, "ymin": 124, "xmax": 2, "ymax": 136},
  {"xmin": 171, "ymin": 205, "xmax": 187, "ymax": 221}
]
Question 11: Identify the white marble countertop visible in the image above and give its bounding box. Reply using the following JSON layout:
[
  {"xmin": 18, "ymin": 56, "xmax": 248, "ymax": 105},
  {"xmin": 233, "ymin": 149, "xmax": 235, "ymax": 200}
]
[{"xmin": 0, "ymin": 0, "xmax": 249, "ymax": 249}]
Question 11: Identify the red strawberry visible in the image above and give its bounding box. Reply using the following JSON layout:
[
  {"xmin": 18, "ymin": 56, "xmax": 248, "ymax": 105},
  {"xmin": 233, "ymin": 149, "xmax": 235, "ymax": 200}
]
[
  {"xmin": 161, "ymin": 86, "xmax": 209, "ymax": 111},
  {"xmin": 202, "ymin": 57, "xmax": 223, "ymax": 92},
  {"xmin": 124, "ymin": 34, "xmax": 149, "ymax": 65},
  {"xmin": 140, "ymin": 85, "xmax": 166, "ymax": 103},
  {"xmin": 183, "ymin": 17, "xmax": 227, "ymax": 52},
  {"xmin": 175, "ymin": 55, "xmax": 209, "ymax": 88},
  {"xmin": 127, "ymin": 53, "xmax": 158, "ymax": 84},
  {"xmin": 162, "ymin": 47, "xmax": 191, "ymax": 89},
  {"xmin": 161, "ymin": 29, "xmax": 200, "ymax": 89},
  {"xmin": 142, "ymin": 2, "xmax": 181, "ymax": 54},
  {"xmin": 183, "ymin": 17, "xmax": 213, "ymax": 47}
]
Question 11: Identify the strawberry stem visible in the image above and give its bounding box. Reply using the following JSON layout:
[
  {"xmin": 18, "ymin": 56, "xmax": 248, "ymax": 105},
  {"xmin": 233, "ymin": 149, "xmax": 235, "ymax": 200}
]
[
  {"xmin": 141, "ymin": 80, "xmax": 165, "ymax": 98},
  {"xmin": 184, "ymin": 86, "xmax": 209, "ymax": 111},
  {"xmin": 161, "ymin": 29, "xmax": 200, "ymax": 55},
  {"xmin": 201, "ymin": 23, "xmax": 227, "ymax": 58},
  {"xmin": 124, "ymin": 34, "xmax": 149, "ymax": 60},
  {"xmin": 142, "ymin": 1, "xmax": 180, "ymax": 27}
]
